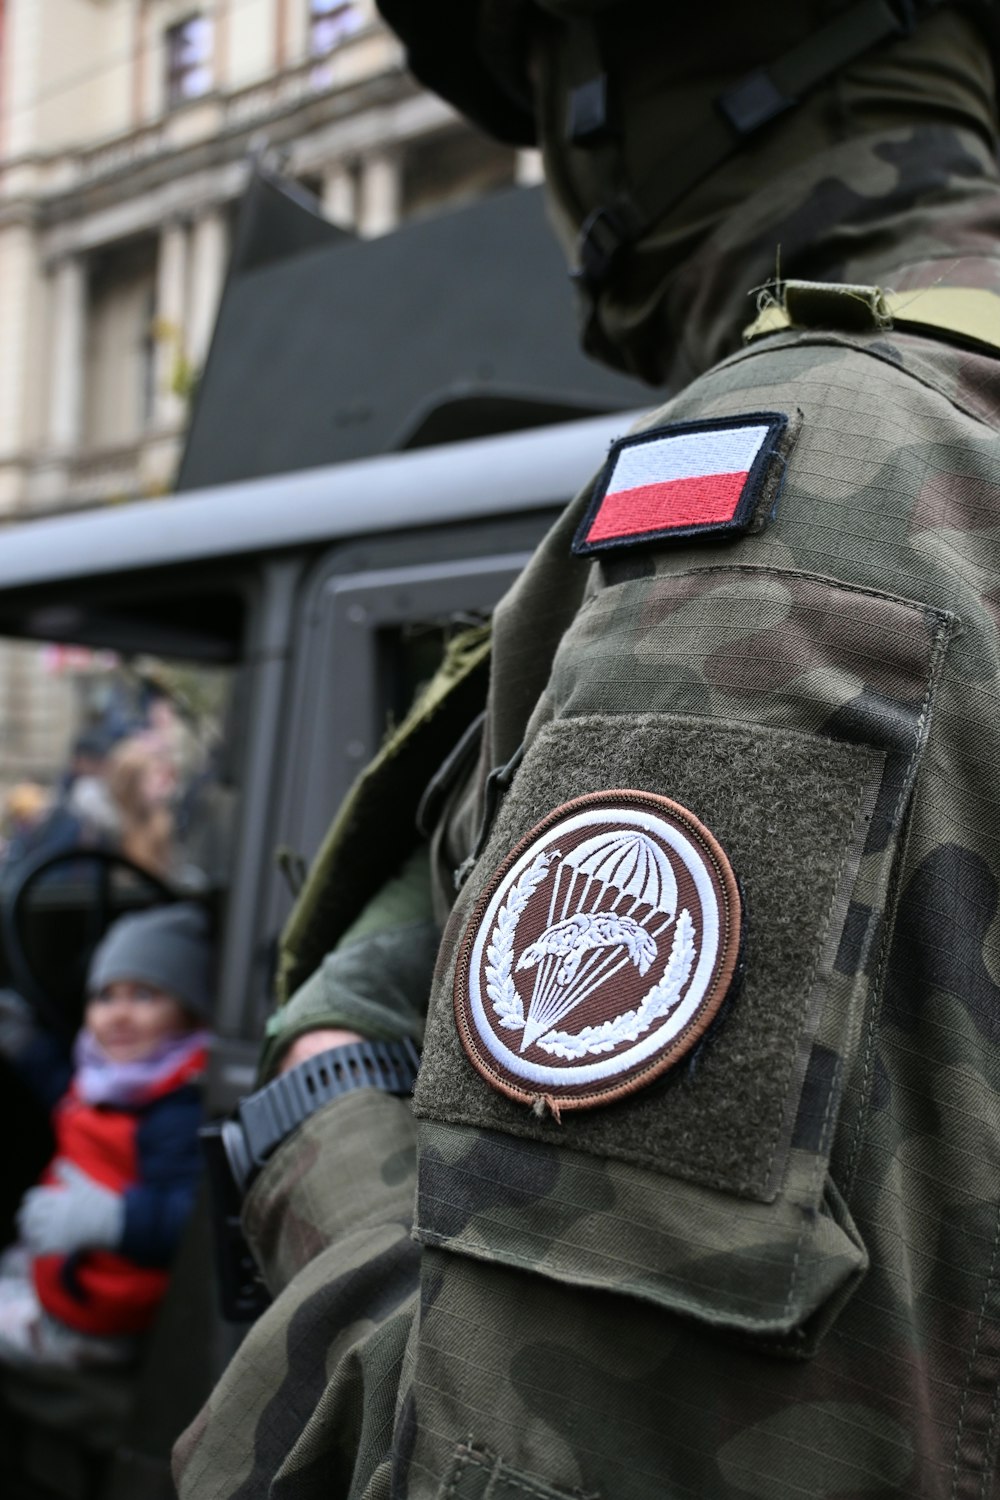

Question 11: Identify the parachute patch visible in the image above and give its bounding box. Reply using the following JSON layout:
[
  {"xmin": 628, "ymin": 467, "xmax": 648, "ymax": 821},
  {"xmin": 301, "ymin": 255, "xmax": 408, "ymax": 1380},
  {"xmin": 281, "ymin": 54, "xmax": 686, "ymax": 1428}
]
[
  {"xmin": 572, "ymin": 412, "xmax": 788, "ymax": 555},
  {"xmin": 454, "ymin": 790, "xmax": 742, "ymax": 1113}
]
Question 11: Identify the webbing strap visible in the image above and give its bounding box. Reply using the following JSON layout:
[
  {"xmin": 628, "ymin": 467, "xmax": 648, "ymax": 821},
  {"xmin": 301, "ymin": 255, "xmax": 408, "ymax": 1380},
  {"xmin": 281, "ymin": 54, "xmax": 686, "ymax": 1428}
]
[
  {"xmin": 574, "ymin": 0, "xmax": 934, "ymax": 291},
  {"xmin": 743, "ymin": 282, "xmax": 1000, "ymax": 357},
  {"xmin": 767, "ymin": 1, "xmax": 920, "ymax": 105}
]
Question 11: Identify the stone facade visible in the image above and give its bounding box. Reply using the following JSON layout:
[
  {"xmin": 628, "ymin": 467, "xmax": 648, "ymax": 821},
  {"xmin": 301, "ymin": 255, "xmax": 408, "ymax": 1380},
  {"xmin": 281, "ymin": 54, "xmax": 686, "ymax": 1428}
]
[
  {"xmin": 0, "ymin": 0, "xmax": 541, "ymax": 519},
  {"xmin": 0, "ymin": 0, "xmax": 541, "ymax": 791}
]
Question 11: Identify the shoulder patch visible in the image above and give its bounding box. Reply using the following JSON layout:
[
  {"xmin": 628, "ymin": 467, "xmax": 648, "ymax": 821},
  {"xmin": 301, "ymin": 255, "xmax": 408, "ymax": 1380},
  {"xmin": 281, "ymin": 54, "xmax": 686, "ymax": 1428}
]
[
  {"xmin": 454, "ymin": 790, "xmax": 742, "ymax": 1114},
  {"xmin": 572, "ymin": 412, "xmax": 788, "ymax": 556}
]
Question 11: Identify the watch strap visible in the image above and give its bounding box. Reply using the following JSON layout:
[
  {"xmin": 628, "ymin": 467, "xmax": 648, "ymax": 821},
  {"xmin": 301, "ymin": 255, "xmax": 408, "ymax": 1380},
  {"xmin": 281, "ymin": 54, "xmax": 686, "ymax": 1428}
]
[{"xmin": 225, "ymin": 1036, "xmax": 420, "ymax": 1192}]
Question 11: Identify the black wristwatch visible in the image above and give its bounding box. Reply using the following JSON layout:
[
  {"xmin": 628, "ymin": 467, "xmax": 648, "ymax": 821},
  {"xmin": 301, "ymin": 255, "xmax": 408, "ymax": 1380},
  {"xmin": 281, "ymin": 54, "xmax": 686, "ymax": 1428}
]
[
  {"xmin": 200, "ymin": 1036, "xmax": 420, "ymax": 1320},
  {"xmin": 224, "ymin": 1036, "xmax": 420, "ymax": 1193}
]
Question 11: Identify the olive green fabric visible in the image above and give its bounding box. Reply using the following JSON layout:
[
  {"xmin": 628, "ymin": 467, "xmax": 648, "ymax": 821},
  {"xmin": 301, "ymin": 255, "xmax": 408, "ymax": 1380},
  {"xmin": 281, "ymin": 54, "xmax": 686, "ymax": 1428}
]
[
  {"xmin": 260, "ymin": 846, "xmax": 437, "ymax": 1080},
  {"xmin": 414, "ymin": 1123, "xmax": 869, "ymax": 1343},
  {"xmin": 417, "ymin": 713, "xmax": 887, "ymax": 1197},
  {"xmin": 172, "ymin": 1093, "xmax": 419, "ymax": 1499},
  {"xmin": 438, "ymin": 1441, "xmax": 589, "ymax": 1500},
  {"xmin": 179, "ymin": 311, "xmax": 1000, "ymax": 1497},
  {"xmin": 411, "ymin": 566, "xmax": 953, "ymax": 1350},
  {"xmin": 276, "ymin": 625, "xmax": 490, "ymax": 1010},
  {"xmin": 746, "ymin": 279, "xmax": 1000, "ymax": 351}
]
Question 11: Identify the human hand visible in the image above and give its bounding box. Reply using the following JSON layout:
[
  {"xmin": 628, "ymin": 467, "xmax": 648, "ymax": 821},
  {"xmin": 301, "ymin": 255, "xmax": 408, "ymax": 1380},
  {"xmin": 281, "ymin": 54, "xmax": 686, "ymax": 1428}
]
[
  {"xmin": 17, "ymin": 1162, "xmax": 124, "ymax": 1256},
  {"xmin": 279, "ymin": 1028, "xmax": 366, "ymax": 1074}
]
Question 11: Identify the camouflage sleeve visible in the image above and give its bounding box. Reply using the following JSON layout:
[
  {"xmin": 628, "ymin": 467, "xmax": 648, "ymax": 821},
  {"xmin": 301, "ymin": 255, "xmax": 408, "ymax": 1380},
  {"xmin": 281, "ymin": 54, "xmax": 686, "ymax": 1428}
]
[
  {"xmin": 259, "ymin": 844, "xmax": 438, "ymax": 1080},
  {"xmin": 386, "ymin": 329, "xmax": 1000, "ymax": 1497},
  {"xmin": 173, "ymin": 1089, "xmax": 418, "ymax": 1498},
  {"xmin": 175, "ymin": 850, "xmax": 433, "ymax": 1495}
]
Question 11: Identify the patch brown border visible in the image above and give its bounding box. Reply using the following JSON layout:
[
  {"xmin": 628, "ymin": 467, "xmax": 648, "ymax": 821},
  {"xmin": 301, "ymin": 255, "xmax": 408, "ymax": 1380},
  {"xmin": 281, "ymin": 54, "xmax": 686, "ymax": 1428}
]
[{"xmin": 453, "ymin": 788, "xmax": 742, "ymax": 1113}]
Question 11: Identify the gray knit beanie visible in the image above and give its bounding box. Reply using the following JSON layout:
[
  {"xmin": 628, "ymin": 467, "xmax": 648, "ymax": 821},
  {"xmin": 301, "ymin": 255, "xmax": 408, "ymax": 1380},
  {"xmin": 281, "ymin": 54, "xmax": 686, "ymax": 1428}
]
[{"xmin": 87, "ymin": 903, "xmax": 215, "ymax": 1021}]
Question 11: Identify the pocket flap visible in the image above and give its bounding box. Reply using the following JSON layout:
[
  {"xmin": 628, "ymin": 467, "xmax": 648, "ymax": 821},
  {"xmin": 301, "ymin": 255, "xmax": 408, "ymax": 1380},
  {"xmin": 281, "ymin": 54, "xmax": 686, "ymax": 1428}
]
[{"xmin": 417, "ymin": 1122, "xmax": 866, "ymax": 1340}]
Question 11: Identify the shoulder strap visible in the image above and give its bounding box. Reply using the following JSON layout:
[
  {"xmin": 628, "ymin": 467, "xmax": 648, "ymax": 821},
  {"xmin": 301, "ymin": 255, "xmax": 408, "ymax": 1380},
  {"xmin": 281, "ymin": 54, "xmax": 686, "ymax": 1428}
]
[{"xmin": 744, "ymin": 280, "xmax": 1000, "ymax": 357}]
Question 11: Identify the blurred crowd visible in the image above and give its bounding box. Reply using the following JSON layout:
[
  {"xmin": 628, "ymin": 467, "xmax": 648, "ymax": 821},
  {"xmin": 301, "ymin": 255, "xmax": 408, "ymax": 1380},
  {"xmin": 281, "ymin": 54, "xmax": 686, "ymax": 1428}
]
[{"xmin": 0, "ymin": 680, "xmax": 229, "ymax": 894}]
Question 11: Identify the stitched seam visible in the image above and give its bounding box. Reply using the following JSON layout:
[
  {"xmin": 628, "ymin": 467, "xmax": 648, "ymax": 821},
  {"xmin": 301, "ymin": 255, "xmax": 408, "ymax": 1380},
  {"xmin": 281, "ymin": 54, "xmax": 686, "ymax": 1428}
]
[
  {"xmin": 576, "ymin": 560, "xmax": 958, "ymax": 630},
  {"xmin": 887, "ymin": 619, "xmax": 947, "ymax": 831},
  {"xmin": 722, "ymin": 327, "xmax": 1000, "ymax": 434},
  {"xmin": 780, "ymin": 1017, "xmax": 847, "ymax": 1326},
  {"xmin": 760, "ymin": 767, "xmax": 869, "ymax": 1193},
  {"xmin": 414, "ymin": 1228, "xmax": 799, "ymax": 1335},
  {"xmin": 460, "ymin": 1447, "xmax": 599, "ymax": 1500},
  {"xmin": 444, "ymin": 1445, "xmax": 473, "ymax": 1500},
  {"xmin": 978, "ymin": 1359, "xmax": 1000, "ymax": 1500},
  {"xmin": 842, "ymin": 617, "xmax": 952, "ymax": 1195},
  {"xmin": 950, "ymin": 1200, "xmax": 1000, "ymax": 1499},
  {"xmin": 841, "ymin": 868, "xmax": 892, "ymax": 1199},
  {"xmin": 654, "ymin": 567, "xmax": 956, "ymax": 617}
]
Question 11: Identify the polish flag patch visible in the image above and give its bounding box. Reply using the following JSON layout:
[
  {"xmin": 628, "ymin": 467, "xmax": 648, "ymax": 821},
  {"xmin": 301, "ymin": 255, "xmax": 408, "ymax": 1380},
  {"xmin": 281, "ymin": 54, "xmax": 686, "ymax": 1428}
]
[{"xmin": 573, "ymin": 412, "xmax": 788, "ymax": 556}]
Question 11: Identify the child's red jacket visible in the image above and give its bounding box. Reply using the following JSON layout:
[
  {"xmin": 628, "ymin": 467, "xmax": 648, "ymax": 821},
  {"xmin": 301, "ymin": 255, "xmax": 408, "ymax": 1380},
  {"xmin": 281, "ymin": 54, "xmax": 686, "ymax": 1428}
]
[{"xmin": 32, "ymin": 1045, "xmax": 206, "ymax": 1336}]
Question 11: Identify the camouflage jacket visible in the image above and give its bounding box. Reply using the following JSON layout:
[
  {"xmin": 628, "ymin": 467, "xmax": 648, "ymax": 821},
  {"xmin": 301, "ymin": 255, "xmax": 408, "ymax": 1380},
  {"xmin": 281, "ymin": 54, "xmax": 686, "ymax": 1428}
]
[{"xmin": 176, "ymin": 139, "xmax": 1000, "ymax": 1499}]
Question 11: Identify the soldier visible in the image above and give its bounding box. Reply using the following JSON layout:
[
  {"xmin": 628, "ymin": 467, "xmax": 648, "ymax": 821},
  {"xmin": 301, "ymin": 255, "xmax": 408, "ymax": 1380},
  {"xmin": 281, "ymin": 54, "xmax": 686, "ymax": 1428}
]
[{"xmin": 177, "ymin": 2, "xmax": 1000, "ymax": 1496}]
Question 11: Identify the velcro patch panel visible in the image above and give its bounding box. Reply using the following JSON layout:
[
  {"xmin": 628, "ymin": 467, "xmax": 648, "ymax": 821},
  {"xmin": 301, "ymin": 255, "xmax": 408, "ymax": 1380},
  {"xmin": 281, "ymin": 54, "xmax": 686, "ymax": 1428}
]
[{"xmin": 573, "ymin": 412, "xmax": 788, "ymax": 556}]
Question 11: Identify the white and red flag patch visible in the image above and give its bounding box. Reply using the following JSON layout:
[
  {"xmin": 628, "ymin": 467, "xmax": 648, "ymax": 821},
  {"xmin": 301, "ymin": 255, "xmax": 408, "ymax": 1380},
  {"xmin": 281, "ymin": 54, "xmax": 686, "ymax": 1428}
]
[{"xmin": 573, "ymin": 412, "xmax": 788, "ymax": 556}]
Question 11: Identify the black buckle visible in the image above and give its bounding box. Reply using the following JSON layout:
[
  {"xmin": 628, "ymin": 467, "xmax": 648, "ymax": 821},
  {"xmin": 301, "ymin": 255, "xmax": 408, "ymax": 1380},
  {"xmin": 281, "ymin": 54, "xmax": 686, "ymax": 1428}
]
[
  {"xmin": 717, "ymin": 68, "xmax": 793, "ymax": 135},
  {"xmin": 572, "ymin": 201, "xmax": 638, "ymax": 293},
  {"xmin": 567, "ymin": 75, "xmax": 615, "ymax": 147},
  {"xmin": 199, "ymin": 1122, "xmax": 272, "ymax": 1321}
]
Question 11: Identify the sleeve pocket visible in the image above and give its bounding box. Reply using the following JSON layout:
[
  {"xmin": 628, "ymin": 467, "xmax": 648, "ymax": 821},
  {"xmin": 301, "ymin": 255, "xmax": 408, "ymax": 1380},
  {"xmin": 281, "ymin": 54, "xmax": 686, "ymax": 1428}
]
[{"xmin": 413, "ymin": 571, "xmax": 955, "ymax": 1352}]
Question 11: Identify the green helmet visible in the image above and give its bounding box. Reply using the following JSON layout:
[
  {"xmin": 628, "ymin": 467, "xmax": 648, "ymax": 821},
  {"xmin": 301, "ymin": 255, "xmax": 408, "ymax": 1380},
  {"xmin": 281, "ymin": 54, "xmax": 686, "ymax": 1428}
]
[{"xmin": 377, "ymin": 0, "xmax": 535, "ymax": 145}]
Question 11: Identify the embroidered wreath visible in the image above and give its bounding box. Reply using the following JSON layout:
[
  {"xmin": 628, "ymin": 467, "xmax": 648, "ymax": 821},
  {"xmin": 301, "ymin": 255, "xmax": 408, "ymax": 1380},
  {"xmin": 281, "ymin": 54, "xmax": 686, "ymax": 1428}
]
[
  {"xmin": 485, "ymin": 850, "xmax": 559, "ymax": 1030},
  {"xmin": 485, "ymin": 845, "xmax": 697, "ymax": 1059}
]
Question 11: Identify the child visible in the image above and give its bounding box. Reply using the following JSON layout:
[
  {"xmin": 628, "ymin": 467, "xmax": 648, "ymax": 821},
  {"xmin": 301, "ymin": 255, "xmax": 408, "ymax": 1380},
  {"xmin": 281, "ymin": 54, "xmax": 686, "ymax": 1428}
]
[{"xmin": 0, "ymin": 902, "xmax": 212, "ymax": 1369}]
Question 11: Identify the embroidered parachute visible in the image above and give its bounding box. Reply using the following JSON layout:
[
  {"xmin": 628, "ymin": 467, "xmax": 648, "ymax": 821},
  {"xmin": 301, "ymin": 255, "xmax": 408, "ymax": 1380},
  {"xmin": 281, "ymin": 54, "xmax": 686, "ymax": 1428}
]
[
  {"xmin": 514, "ymin": 830, "xmax": 679, "ymax": 1051},
  {"xmin": 517, "ymin": 912, "xmax": 657, "ymax": 986}
]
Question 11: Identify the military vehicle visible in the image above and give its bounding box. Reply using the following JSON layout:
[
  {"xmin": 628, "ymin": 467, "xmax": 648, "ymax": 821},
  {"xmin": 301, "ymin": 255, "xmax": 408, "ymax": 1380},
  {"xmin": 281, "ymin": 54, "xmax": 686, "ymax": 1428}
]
[{"xmin": 0, "ymin": 173, "xmax": 650, "ymax": 1497}]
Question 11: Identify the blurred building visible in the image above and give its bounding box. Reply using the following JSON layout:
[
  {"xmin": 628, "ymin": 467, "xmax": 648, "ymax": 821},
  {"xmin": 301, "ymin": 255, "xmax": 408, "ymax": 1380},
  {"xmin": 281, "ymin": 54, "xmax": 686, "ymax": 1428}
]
[
  {"xmin": 0, "ymin": 0, "xmax": 540, "ymax": 789},
  {"xmin": 0, "ymin": 0, "xmax": 541, "ymax": 521}
]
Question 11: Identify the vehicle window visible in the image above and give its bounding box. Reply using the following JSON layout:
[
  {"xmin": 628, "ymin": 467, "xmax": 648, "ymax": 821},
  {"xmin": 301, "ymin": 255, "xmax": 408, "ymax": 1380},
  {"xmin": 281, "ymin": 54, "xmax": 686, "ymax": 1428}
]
[{"xmin": 375, "ymin": 611, "xmax": 489, "ymax": 737}]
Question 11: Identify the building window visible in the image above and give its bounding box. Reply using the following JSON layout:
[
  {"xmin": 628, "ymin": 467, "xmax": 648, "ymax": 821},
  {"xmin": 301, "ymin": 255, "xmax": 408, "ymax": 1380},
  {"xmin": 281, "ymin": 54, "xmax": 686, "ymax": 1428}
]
[
  {"xmin": 166, "ymin": 14, "xmax": 214, "ymax": 109},
  {"xmin": 309, "ymin": 0, "xmax": 363, "ymax": 56},
  {"xmin": 141, "ymin": 288, "xmax": 157, "ymax": 430},
  {"xmin": 83, "ymin": 240, "xmax": 159, "ymax": 450}
]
